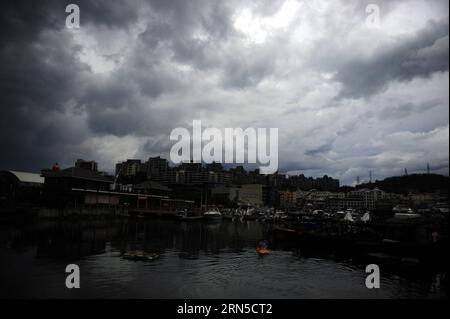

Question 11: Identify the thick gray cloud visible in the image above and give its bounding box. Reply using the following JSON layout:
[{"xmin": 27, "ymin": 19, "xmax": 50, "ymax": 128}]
[
  {"xmin": 335, "ymin": 18, "xmax": 449, "ymax": 99},
  {"xmin": 0, "ymin": 0, "xmax": 448, "ymax": 185}
]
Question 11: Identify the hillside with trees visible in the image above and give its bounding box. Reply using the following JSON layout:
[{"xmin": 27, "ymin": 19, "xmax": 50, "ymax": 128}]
[{"xmin": 356, "ymin": 174, "xmax": 449, "ymax": 194}]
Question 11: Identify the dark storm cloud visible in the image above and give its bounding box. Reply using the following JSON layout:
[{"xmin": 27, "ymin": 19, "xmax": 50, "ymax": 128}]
[
  {"xmin": 80, "ymin": 59, "xmax": 191, "ymax": 137},
  {"xmin": 141, "ymin": 136, "xmax": 174, "ymax": 157},
  {"xmin": 0, "ymin": 0, "xmax": 140, "ymax": 43},
  {"xmin": 8, "ymin": 1, "xmax": 232, "ymax": 171},
  {"xmin": 147, "ymin": 0, "xmax": 234, "ymax": 37},
  {"xmin": 75, "ymin": 0, "xmax": 239, "ymax": 139},
  {"xmin": 0, "ymin": 0, "xmax": 448, "ymax": 184},
  {"xmin": 0, "ymin": 0, "xmax": 170, "ymax": 171},
  {"xmin": 336, "ymin": 18, "xmax": 449, "ymax": 99},
  {"xmin": 221, "ymin": 52, "xmax": 276, "ymax": 88},
  {"xmin": 0, "ymin": 0, "xmax": 91, "ymax": 171},
  {"xmin": 0, "ymin": 1, "xmax": 60, "ymax": 44},
  {"xmin": 305, "ymin": 140, "xmax": 335, "ymax": 156},
  {"xmin": 138, "ymin": 0, "xmax": 236, "ymax": 71}
]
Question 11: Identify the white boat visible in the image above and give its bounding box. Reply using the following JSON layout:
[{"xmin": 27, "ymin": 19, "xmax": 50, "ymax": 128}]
[
  {"xmin": 203, "ymin": 209, "xmax": 222, "ymax": 220},
  {"xmin": 361, "ymin": 211, "xmax": 371, "ymax": 223},
  {"xmin": 394, "ymin": 212, "xmax": 421, "ymax": 219},
  {"xmin": 344, "ymin": 212, "xmax": 355, "ymax": 222},
  {"xmin": 392, "ymin": 206, "xmax": 414, "ymax": 213},
  {"xmin": 335, "ymin": 210, "xmax": 346, "ymax": 216}
]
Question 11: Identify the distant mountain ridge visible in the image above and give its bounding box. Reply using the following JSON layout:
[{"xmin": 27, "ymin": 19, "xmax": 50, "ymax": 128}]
[{"xmin": 356, "ymin": 174, "xmax": 449, "ymax": 194}]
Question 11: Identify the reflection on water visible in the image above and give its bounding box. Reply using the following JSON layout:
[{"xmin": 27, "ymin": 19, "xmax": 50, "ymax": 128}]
[{"xmin": 0, "ymin": 218, "xmax": 447, "ymax": 298}]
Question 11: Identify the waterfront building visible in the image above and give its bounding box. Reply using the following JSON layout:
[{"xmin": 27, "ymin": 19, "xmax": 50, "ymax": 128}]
[
  {"xmin": 286, "ymin": 174, "xmax": 340, "ymax": 191},
  {"xmin": 42, "ymin": 166, "xmax": 117, "ymax": 209},
  {"xmin": 239, "ymin": 184, "xmax": 264, "ymax": 207},
  {"xmin": 249, "ymin": 169, "xmax": 268, "ymax": 185},
  {"xmin": 41, "ymin": 166, "xmax": 194, "ymax": 215},
  {"xmin": 211, "ymin": 185, "xmax": 240, "ymax": 205},
  {"xmin": 0, "ymin": 170, "xmax": 44, "ymax": 208},
  {"xmin": 268, "ymin": 172, "xmax": 287, "ymax": 188},
  {"xmin": 408, "ymin": 192, "xmax": 435, "ymax": 207},
  {"xmin": 150, "ymin": 166, "xmax": 177, "ymax": 184},
  {"xmin": 205, "ymin": 162, "xmax": 224, "ymax": 172},
  {"xmin": 328, "ymin": 196, "xmax": 366, "ymax": 211},
  {"xmin": 175, "ymin": 169, "xmax": 206, "ymax": 185},
  {"xmin": 315, "ymin": 175, "xmax": 340, "ymax": 191},
  {"xmin": 229, "ymin": 165, "xmax": 247, "ymax": 185},
  {"xmin": 146, "ymin": 156, "xmax": 169, "ymax": 179},
  {"xmin": 133, "ymin": 180, "xmax": 175, "ymax": 210},
  {"xmin": 179, "ymin": 160, "xmax": 202, "ymax": 172},
  {"xmin": 296, "ymin": 189, "xmax": 345, "ymax": 208},
  {"xmin": 349, "ymin": 187, "xmax": 385, "ymax": 209},
  {"xmin": 279, "ymin": 190, "xmax": 298, "ymax": 208},
  {"xmin": 115, "ymin": 159, "xmax": 144, "ymax": 176},
  {"xmin": 133, "ymin": 180, "xmax": 172, "ymax": 197},
  {"xmin": 209, "ymin": 171, "xmax": 232, "ymax": 185}
]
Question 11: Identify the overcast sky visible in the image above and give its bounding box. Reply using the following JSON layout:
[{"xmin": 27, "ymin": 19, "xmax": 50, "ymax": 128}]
[{"xmin": 0, "ymin": 0, "xmax": 448, "ymax": 185}]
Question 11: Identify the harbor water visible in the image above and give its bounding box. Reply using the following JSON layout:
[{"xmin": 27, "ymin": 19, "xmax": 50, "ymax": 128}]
[{"xmin": 0, "ymin": 218, "xmax": 447, "ymax": 298}]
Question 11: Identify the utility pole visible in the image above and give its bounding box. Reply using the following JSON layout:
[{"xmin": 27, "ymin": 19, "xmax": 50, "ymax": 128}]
[
  {"xmin": 369, "ymin": 170, "xmax": 372, "ymax": 183},
  {"xmin": 112, "ymin": 164, "xmax": 124, "ymax": 191},
  {"xmin": 404, "ymin": 168, "xmax": 408, "ymax": 176},
  {"xmin": 427, "ymin": 163, "xmax": 431, "ymax": 174}
]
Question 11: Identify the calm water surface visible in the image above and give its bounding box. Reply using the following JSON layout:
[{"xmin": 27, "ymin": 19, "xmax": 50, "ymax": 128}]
[{"xmin": 0, "ymin": 218, "xmax": 447, "ymax": 298}]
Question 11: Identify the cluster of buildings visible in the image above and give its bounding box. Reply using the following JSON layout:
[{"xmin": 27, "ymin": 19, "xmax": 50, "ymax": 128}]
[
  {"xmin": 0, "ymin": 156, "xmax": 339, "ymax": 214},
  {"xmin": 279, "ymin": 188, "xmax": 449, "ymax": 214},
  {"xmin": 290, "ymin": 188, "xmax": 392, "ymax": 211},
  {"xmin": 0, "ymin": 156, "xmax": 448, "ymax": 216},
  {"xmin": 115, "ymin": 157, "xmax": 340, "ymax": 190},
  {"xmin": 112, "ymin": 157, "xmax": 340, "ymax": 208}
]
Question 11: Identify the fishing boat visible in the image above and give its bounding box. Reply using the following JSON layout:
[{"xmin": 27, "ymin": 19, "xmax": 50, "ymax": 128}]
[
  {"xmin": 343, "ymin": 212, "xmax": 355, "ymax": 222},
  {"xmin": 175, "ymin": 210, "xmax": 187, "ymax": 219},
  {"xmin": 242, "ymin": 208, "xmax": 258, "ymax": 220},
  {"xmin": 274, "ymin": 210, "xmax": 288, "ymax": 222},
  {"xmin": 203, "ymin": 209, "xmax": 222, "ymax": 220},
  {"xmin": 361, "ymin": 211, "xmax": 371, "ymax": 223},
  {"xmin": 122, "ymin": 251, "xmax": 160, "ymax": 262}
]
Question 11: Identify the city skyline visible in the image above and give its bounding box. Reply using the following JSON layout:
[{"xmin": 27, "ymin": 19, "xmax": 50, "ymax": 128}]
[
  {"xmin": 1, "ymin": 0, "xmax": 449, "ymax": 186},
  {"xmin": 1, "ymin": 150, "xmax": 445, "ymax": 187},
  {"xmin": 46, "ymin": 155, "xmax": 448, "ymax": 188}
]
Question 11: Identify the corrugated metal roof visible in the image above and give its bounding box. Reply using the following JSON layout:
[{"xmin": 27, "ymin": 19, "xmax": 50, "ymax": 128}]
[
  {"xmin": 133, "ymin": 180, "xmax": 172, "ymax": 192},
  {"xmin": 8, "ymin": 170, "xmax": 44, "ymax": 184},
  {"xmin": 42, "ymin": 167, "xmax": 113, "ymax": 183}
]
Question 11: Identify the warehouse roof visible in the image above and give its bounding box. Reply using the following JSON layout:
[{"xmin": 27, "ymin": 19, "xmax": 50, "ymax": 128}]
[{"xmin": 7, "ymin": 170, "xmax": 44, "ymax": 184}]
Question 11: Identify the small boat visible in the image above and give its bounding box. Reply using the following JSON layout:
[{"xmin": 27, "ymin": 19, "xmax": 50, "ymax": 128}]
[
  {"xmin": 274, "ymin": 210, "xmax": 288, "ymax": 222},
  {"xmin": 176, "ymin": 210, "xmax": 203, "ymax": 221},
  {"xmin": 361, "ymin": 211, "xmax": 371, "ymax": 223},
  {"xmin": 343, "ymin": 212, "xmax": 355, "ymax": 222},
  {"xmin": 257, "ymin": 240, "xmax": 269, "ymax": 255},
  {"xmin": 394, "ymin": 212, "xmax": 421, "ymax": 219},
  {"xmin": 203, "ymin": 209, "xmax": 222, "ymax": 220},
  {"xmin": 122, "ymin": 251, "xmax": 160, "ymax": 262}
]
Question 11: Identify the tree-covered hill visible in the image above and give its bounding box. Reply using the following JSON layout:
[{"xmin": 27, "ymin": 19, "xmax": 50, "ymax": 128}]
[{"xmin": 356, "ymin": 174, "xmax": 449, "ymax": 194}]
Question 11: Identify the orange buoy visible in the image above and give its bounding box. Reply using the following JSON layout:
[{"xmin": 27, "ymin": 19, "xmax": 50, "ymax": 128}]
[{"xmin": 257, "ymin": 247, "xmax": 269, "ymax": 255}]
